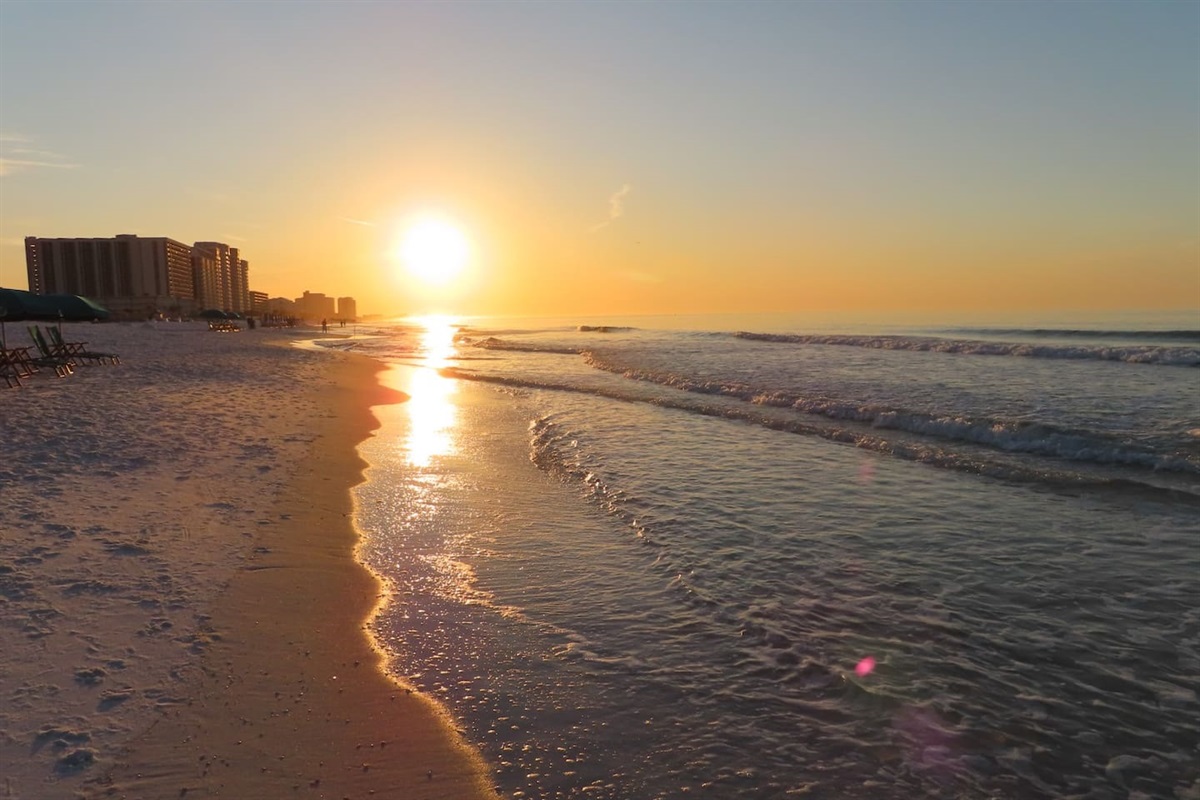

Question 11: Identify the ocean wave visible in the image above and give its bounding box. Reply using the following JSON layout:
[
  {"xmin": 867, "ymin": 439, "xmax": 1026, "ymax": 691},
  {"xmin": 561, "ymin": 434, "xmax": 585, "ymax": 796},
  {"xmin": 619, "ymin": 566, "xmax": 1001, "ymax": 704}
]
[
  {"xmin": 945, "ymin": 327, "xmax": 1200, "ymax": 342},
  {"xmin": 578, "ymin": 325, "xmax": 637, "ymax": 333},
  {"xmin": 578, "ymin": 356, "xmax": 1200, "ymax": 476},
  {"xmin": 443, "ymin": 367, "xmax": 1200, "ymax": 502},
  {"xmin": 732, "ymin": 332, "xmax": 1200, "ymax": 366},
  {"xmin": 461, "ymin": 336, "xmax": 582, "ymax": 355}
]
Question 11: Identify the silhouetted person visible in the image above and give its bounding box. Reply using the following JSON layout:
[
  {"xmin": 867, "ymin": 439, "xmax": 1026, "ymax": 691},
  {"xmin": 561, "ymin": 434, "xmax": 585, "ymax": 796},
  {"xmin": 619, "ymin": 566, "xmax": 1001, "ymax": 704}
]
[{"xmin": 321, "ymin": 318, "xmax": 328, "ymax": 333}]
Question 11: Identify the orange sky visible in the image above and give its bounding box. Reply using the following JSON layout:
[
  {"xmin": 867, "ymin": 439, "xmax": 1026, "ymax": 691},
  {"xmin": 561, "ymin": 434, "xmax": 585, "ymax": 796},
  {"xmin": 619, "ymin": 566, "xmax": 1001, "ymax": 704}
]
[{"xmin": 1, "ymin": 2, "xmax": 1197, "ymax": 317}]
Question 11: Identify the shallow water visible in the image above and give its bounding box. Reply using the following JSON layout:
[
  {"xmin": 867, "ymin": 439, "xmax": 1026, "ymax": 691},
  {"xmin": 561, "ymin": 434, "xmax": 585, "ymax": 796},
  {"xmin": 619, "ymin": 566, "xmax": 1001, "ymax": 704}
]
[{"xmin": 350, "ymin": 313, "xmax": 1199, "ymax": 799}]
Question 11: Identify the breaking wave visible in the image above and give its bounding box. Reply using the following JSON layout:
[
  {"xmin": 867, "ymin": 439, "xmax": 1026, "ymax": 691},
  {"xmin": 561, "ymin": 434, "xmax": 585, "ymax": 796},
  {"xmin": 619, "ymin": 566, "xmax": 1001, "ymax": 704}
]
[
  {"xmin": 462, "ymin": 336, "xmax": 582, "ymax": 355},
  {"xmin": 945, "ymin": 327, "xmax": 1200, "ymax": 342},
  {"xmin": 441, "ymin": 367, "xmax": 1200, "ymax": 502},
  {"xmin": 732, "ymin": 332, "xmax": 1200, "ymax": 366},
  {"xmin": 578, "ymin": 356, "xmax": 1200, "ymax": 475}
]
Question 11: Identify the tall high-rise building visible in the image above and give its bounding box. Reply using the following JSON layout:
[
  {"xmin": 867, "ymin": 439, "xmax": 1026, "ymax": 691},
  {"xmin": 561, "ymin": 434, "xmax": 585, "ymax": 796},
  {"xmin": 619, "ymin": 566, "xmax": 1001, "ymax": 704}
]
[
  {"xmin": 191, "ymin": 249, "xmax": 220, "ymax": 310},
  {"xmin": 232, "ymin": 256, "xmax": 250, "ymax": 314},
  {"xmin": 336, "ymin": 296, "xmax": 357, "ymax": 321},
  {"xmin": 193, "ymin": 242, "xmax": 250, "ymax": 313},
  {"xmin": 25, "ymin": 235, "xmax": 195, "ymax": 317}
]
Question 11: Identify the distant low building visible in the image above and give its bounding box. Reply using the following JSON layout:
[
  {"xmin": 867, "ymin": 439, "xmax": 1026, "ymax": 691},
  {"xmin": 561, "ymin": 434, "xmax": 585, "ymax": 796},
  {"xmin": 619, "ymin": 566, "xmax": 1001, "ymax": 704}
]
[
  {"xmin": 249, "ymin": 291, "xmax": 268, "ymax": 315},
  {"xmin": 295, "ymin": 290, "xmax": 336, "ymax": 321},
  {"xmin": 25, "ymin": 234, "xmax": 196, "ymax": 318},
  {"xmin": 265, "ymin": 297, "xmax": 297, "ymax": 317}
]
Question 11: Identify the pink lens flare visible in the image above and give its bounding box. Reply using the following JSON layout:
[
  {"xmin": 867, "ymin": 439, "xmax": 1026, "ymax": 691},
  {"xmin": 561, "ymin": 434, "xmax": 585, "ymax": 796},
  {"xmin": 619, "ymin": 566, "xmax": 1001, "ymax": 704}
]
[{"xmin": 855, "ymin": 656, "xmax": 876, "ymax": 676}]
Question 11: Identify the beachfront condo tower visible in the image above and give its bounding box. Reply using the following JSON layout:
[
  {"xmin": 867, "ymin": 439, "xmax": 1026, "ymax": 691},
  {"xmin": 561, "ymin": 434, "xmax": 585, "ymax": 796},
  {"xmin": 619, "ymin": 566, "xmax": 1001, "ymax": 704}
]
[
  {"xmin": 25, "ymin": 234, "xmax": 196, "ymax": 318},
  {"xmin": 193, "ymin": 242, "xmax": 251, "ymax": 314}
]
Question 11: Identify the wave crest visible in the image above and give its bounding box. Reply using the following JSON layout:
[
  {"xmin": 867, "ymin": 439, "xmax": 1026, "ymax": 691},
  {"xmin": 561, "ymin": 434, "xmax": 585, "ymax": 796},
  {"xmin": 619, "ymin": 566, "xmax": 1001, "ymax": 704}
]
[{"xmin": 732, "ymin": 332, "xmax": 1200, "ymax": 366}]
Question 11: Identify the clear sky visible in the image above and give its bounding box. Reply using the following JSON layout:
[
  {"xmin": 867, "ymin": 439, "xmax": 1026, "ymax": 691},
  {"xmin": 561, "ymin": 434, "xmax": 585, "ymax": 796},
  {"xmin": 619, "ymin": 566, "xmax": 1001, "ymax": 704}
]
[{"xmin": 1, "ymin": 0, "xmax": 1197, "ymax": 317}]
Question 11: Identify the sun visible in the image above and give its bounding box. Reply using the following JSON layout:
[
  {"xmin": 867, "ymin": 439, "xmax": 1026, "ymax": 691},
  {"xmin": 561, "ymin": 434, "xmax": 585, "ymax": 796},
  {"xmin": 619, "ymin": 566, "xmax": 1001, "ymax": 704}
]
[{"xmin": 397, "ymin": 217, "xmax": 470, "ymax": 285}]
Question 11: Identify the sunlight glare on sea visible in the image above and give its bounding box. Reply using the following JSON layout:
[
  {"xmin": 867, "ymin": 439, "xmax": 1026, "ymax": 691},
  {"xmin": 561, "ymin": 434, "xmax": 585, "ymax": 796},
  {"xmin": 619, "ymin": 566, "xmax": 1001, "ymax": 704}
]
[{"xmin": 392, "ymin": 317, "xmax": 460, "ymax": 468}]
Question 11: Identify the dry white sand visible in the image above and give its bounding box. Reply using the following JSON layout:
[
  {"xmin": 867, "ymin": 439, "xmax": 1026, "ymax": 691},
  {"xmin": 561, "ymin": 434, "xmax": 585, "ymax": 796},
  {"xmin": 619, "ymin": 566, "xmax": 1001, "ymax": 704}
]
[{"xmin": 0, "ymin": 321, "xmax": 494, "ymax": 800}]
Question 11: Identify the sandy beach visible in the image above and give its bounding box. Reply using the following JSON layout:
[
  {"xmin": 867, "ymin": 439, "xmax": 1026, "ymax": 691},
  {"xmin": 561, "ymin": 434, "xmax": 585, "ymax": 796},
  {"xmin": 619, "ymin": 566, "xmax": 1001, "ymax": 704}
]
[{"xmin": 0, "ymin": 322, "xmax": 495, "ymax": 799}]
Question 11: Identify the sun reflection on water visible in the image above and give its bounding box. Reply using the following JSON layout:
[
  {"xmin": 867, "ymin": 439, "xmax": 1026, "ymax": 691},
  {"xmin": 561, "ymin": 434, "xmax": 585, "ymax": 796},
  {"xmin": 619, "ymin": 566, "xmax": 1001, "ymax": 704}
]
[{"xmin": 402, "ymin": 316, "xmax": 459, "ymax": 468}]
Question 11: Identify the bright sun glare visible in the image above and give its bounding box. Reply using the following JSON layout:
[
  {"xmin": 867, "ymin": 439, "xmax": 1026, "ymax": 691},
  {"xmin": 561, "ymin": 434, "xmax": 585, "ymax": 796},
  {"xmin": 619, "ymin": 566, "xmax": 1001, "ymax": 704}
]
[{"xmin": 398, "ymin": 218, "xmax": 469, "ymax": 286}]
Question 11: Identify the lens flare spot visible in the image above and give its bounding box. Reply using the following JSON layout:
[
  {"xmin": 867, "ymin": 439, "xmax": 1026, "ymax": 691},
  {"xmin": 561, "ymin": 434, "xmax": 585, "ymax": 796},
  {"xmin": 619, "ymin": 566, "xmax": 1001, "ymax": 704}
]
[{"xmin": 855, "ymin": 656, "xmax": 876, "ymax": 677}]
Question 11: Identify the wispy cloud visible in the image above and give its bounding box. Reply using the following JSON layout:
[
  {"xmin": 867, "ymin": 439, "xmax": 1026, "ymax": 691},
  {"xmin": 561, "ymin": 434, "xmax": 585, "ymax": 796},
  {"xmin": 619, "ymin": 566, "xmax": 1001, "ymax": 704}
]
[
  {"xmin": 0, "ymin": 158, "xmax": 79, "ymax": 177},
  {"xmin": 0, "ymin": 135, "xmax": 78, "ymax": 177},
  {"xmin": 591, "ymin": 184, "xmax": 632, "ymax": 232},
  {"xmin": 221, "ymin": 233, "xmax": 248, "ymax": 243},
  {"xmin": 9, "ymin": 146, "xmax": 68, "ymax": 160},
  {"xmin": 339, "ymin": 216, "xmax": 377, "ymax": 227}
]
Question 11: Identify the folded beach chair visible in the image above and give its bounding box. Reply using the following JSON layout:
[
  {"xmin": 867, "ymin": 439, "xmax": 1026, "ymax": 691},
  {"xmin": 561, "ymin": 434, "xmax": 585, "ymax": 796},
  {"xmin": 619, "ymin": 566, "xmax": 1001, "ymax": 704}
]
[
  {"xmin": 47, "ymin": 326, "xmax": 120, "ymax": 364},
  {"xmin": 25, "ymin": 326, "xmax": 75, "ymax": 377}
]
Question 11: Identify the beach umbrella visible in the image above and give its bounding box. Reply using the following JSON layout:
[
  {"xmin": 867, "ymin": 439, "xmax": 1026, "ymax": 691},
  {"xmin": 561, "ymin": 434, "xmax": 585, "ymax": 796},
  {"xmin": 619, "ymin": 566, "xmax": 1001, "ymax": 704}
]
[
  {"xmin": 0, "ymin": 288, "xmax": 23, "ymax": 319},
  {"xmin": 0, "ymin": 287, "xmax": 55, "ymax": 320},
  {"xmin": 44, "ymin": 293, "xmax": 111, "ymax": 321},
  {"xmin": 0, "ymin": 288, "xmax": 50, "ymax": 348},
  {"xmin": 0, "ymin": 288, "xmax": 110, "ymax": 321},
  {"xmin": 0, "ymin": 288, "xmax": 111, "ymax": 347},
  {"xmin": 0, "ymin": 288, "xmax": 32, "ymax": 350}
]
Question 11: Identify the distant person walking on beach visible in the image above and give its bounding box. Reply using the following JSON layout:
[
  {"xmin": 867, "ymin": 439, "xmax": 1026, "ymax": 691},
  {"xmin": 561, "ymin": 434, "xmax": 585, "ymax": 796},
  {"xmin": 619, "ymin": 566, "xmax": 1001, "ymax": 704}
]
[{"xmin": 321, "ymin": 318, "xmax": 328, "ymax": 333}]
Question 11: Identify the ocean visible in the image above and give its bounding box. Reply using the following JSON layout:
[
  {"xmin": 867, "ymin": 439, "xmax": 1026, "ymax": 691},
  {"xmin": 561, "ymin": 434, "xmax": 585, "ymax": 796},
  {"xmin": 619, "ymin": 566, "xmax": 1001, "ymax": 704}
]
[{"xmin": 339, "ymin": 311, "xmax": 1198, "ymax": 799}]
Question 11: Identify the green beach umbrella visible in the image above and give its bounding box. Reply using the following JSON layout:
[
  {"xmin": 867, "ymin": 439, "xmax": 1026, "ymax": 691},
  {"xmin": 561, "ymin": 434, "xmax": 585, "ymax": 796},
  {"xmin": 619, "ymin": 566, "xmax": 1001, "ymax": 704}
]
[
  {"xmin": 43, "ymin": 293, "xmax": 111, "ymax": 321},
  {"xmin": 0, "ymin": 288, "xmax": 111, "ymax": 322}
]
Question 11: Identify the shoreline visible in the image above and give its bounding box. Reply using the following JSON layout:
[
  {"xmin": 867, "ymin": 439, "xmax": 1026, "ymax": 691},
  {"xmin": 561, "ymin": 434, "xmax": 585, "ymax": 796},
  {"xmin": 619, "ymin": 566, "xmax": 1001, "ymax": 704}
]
[{"xmin": 85, "ymin": 349, "xmax": 496, "ymax": 799}]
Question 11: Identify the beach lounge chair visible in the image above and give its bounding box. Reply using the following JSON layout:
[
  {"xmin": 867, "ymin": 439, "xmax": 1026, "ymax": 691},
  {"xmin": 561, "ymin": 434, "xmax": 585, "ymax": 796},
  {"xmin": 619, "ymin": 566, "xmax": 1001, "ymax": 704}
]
[
  {"xmin": 47, "ymin": 326, "xmax": 120, "ymax": 364},
  {"xmin": 1, "ymin": 346, "xmax": 37, "ymax": 381},
  {"xmin": 1, "ymin": 349, "xmax": 23, "ymax": 388},
  {"xmin": 25, "ymin": 327, "xmax": 75, "ymax": 377}
]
